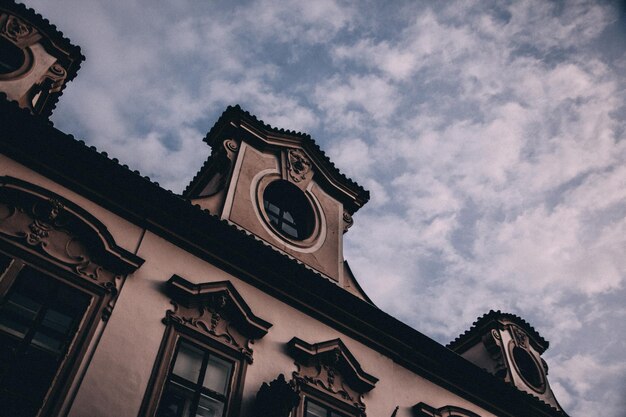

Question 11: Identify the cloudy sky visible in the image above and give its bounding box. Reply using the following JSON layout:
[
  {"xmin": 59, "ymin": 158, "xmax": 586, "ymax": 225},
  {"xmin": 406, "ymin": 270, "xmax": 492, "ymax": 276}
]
[{"xmin": 23, "ymin": 0, "xmax": 626, "ymax": 415}]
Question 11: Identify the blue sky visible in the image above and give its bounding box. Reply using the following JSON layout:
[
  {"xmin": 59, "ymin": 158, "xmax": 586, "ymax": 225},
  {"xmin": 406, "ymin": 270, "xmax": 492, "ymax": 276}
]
[{"xmin": 23, "ymin": 0, "xmax": 626, "ymax": 415}]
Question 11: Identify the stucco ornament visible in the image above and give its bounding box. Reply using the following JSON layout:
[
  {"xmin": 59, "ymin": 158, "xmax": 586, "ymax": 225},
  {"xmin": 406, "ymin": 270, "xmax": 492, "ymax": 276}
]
[
  {"xmin": 287, "ymin": 149, "xmax": 312, "ymax": 183},
  {"xmin": 3, "ymin": 15, "xmax": 35, "ymax": 43}
]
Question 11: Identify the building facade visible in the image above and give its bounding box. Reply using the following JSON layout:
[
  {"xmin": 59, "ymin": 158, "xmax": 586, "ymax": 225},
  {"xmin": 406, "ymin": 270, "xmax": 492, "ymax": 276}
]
[{"xmin": 0, "ymin": 3, "xmax": 569, "ymax": 417}]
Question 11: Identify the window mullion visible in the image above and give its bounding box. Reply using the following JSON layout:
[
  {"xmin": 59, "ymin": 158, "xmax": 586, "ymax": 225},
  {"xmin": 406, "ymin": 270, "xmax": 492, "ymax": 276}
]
[{"xmin": 189, "ymin": 350, "xmax": 210, "ymax": 417}]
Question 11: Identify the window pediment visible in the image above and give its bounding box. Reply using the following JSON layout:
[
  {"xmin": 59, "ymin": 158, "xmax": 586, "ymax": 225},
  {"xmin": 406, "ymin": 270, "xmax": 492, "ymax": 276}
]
[
  {"xmin": 0, "ymin": 176, "xmax": 143, "ymax": 278},
  {"xmin": 413, "ymin": 402, "xmax": 482, "ymax": 417},
  {"xmin": 165, "ymin": 275, "xmax": 272, "ymax": 363},
  {"xmin": 288, "ymin": 337, "xmax": 378, "ymax": 415}
]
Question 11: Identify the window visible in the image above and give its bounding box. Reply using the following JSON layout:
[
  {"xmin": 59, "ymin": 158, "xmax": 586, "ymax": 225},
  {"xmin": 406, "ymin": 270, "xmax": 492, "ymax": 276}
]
[
  {"xmin": 141, "ymin": 276, "xmax": 271, "ymax": 417},
  {"xmin": 0, "ymin": 36, "xmax": 26, "ymax": 75},
  {"xmin": 156, "ymin": 339, "xmax": 234, "ymax": 417},
  {"xmin": 0, "ymin": 177, "xmax": 144, "ymax": 416},
  {"xmin": 262, "ymin": 180, "xmax": 314, "ymax": 240},
  {"xmin": 304, "ymin": 398, "xmax": 350, "ymax": 417},
  {"xmin": 0, "ymin": 252, "xmax": 92, "ymax": 417}
]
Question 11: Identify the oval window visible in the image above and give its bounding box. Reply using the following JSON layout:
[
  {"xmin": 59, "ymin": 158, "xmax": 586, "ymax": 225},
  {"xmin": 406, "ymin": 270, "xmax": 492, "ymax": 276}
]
[
  {"xmin": 0, "ymin": 37, "xmax": 26, "ymax": 75},
  {"xmin": 262, "ymin": 180, "xmax": 314, "ymax": 241},
  {"xmin": 512, "ymin": 346, "xmax": 543, "ymax": 389}
]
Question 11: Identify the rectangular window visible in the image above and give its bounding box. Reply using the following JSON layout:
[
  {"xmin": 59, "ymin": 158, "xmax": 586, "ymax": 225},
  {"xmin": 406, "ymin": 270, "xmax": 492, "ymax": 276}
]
[
  {"xmin": 156, "ymin": 339, "xmax": 235, "ymax": 417},
  {"xmin": 0, "ymin": 256, "xmax": 92, "ymax": 417},
  {"xmin": 304, "ymin": 398, "xmax": 350, "ymax": 417}
]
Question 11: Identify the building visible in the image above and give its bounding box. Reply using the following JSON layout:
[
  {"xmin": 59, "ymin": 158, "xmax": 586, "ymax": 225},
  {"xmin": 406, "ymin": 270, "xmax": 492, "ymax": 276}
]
[{"xmin": 0, "ymin": 2, "xmax": 569, "ymax": 417}]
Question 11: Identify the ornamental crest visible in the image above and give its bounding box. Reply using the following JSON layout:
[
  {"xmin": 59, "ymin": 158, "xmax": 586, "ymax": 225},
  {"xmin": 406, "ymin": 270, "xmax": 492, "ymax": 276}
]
[{"xmin": 287, "ymin": 149, "xmax": 312, "ymax": 183}]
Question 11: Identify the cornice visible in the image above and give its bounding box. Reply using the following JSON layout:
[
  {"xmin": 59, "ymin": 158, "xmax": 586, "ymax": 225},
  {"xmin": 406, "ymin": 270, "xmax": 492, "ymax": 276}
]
[
  {"xmin": 184, "ymin": 105, "xmax": 370, "ymax": 214},
  {"xmin": 447, "ymin": 310, "xmax": 549, "ymax": 354},
  {"xmin": 0, "ymin": 98, "xmax": 566, "ymax": 417}
]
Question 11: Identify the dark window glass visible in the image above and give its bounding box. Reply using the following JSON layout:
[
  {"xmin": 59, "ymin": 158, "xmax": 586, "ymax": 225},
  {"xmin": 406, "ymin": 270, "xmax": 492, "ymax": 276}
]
[
  {"xmin": 262, "ymin": 180, "xmax": 314, "ymax": 240},
  {"xmin": 512, "ymin": 346, "xmax": 543, "ymax": 388},
  {"xmin": 0, "ymin": 266, "xmax": 91, "ymax": 417},
  {"xmin": 0, "ymin": 251, "xmax": 12, "ymax": 275},
  {"xmin": 156, "ymin": 340, "xmax": 234, "ymax": 417},
  {"xmin": 0, "ymin": 37, "xmax": 25, "ymax": 75},
  {"xmin": 305, "ymin": 398, "xmax": 349, "ymax": 417}
]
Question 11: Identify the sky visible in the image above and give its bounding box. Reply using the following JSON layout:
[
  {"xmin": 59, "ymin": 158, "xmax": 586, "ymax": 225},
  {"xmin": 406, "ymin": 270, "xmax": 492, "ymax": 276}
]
[{"xmin": 21, "ymin": 0, "xmax": 626, "ymax": 415}]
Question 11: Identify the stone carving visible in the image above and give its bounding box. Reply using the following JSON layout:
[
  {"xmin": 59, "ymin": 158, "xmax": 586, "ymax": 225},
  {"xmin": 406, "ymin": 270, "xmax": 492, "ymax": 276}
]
[
  {"xmin": 288, "ymin": 338, "xmax": 378, "ymax": 417},
  {"xmin": 287, "ymin": 149, "xmax": 312, "ymax": 183},
  {"xmin": 481, "ymin": 329, "xmax": 507, "ymax": 380},
  {"xmin": 254, "ymin": 374, "xmax": 300, "ymax": 417},
  {"xmin": 3, "ymin": 15, "xmax": 35, "ymax": 42},
  {"xmin": 44, "ymin": 64, "xmax": 68, "ymax": 93},
  {"xmin": 0, "ymin": 177, "xmax": 143, "ymax": 321},
  {"xmin": 413, "ymin": 402, "xmax": 482, "ymax": 417},
  {"xmin": 165, "ymin": 277, "xmax": 272, "ymax": 364},
  {"xmin": 511, "ymin": 325, "xmax": 528, "ymax": 349},
  {"xmin": 166, "ymin": 298, "xmax": 254, "ymax": 363},
  {"xmin": 343, "ymin": 210, "xmax": 353, "ymax": 233}
]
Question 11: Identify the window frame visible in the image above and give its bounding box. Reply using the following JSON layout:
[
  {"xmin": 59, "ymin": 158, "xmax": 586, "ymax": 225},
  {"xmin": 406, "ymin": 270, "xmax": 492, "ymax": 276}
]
[
  {"xmin": 297, "ymin": 389, "xmax": 357, "ymax": 417},
  {"xmin": 0, "ymin": 176, "xmax": 144, "ymax": 416},
  {"xmin": 141, "ymin": 323, "xmax": 247, "ymax": 417},
  {"xmin": 0, "ymin": 245, "xmax": 105, "ymax": 417}
]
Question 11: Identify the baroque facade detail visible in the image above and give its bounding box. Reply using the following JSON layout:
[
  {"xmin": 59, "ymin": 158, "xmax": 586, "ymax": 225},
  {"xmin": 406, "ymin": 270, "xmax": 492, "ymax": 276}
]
[{"xmin": 287, "ymin": 149, "xmax": 312, "ymax": 183}]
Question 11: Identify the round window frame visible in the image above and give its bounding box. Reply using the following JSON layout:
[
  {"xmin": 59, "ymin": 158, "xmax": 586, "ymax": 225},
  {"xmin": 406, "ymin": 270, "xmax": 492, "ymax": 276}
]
[
  {"xmin": 508, "ymin": 341, "xmax": 546, "ymax": 393},
  {"xmin": 0, "ymin": 38, "xmax": 33, "ymax": 80},
  {"xmin": 255, "ymin": 175, "xmax": 324, "ymax": 250}
]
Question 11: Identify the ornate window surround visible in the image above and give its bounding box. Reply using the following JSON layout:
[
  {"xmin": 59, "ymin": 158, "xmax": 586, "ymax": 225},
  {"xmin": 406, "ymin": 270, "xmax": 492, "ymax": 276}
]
[
  {"xmin": 0, "ymin": 176, "xmax": 144, "ymax": 416},
  {"xmin": 413, "ymin": 402, "xmax": 482, "ymax": 417},
  {"xmin": 287, "ymin": 337, "xmax": 378, "ymax": 417},
  {"xmin": 140, "ymin": 275, "xmax": 272, "ymax": 417}
]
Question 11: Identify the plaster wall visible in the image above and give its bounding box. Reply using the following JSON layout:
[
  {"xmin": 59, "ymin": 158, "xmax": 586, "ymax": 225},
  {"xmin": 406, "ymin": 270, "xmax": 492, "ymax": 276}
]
[
  {"xmin": 0, "ymin": 154, "xmax": 498, "ymax": 417},
  {"xmin": 225, "ymin": 143, "xmax": 343, "ymax": 281},
  {"xmin": 67, "ymin": 227, "xmax": 496, "ymax": 417}
]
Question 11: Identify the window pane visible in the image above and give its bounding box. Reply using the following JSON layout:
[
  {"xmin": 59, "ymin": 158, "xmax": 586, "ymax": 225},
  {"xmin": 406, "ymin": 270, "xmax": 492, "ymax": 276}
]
[
  {"xmin": 0, "ymin": 267, "xmax": 91, "ymax": 417},
  {"xmin": 305, "ymin": 400, "xmax": 328, "ymax": 417},
  {"xmin": 156, "ymin": 380, "xmax": 195, "ymax": 417},
  {"xmin": 196, "ymin": 394, "xmax": 224, "ymax": 417},
  {"xmin": 0, "ymin": 251, "xmax": 12, "ymax": 275},
  {"xmin": 172, "ymin": 341, "xmax": 204, "ymax": 383},
  {"xmin": 202, "ymin": 355, "xmax": 232, "ymax": 395}
]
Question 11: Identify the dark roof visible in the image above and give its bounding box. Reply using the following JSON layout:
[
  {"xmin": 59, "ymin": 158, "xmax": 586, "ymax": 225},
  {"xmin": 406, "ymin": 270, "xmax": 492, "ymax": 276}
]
[
  {"xmin": 447, "ymin": 310, "xmax": 550, "ymax": 353},
  {"xmin": 2, "ymin": 1, "xmax": 85, "ymax": 117},
  {"xmin": 184, "ymin": 105, "xmax": 370, "ymax": 214},
  {"xmin": 0, "ymin": 97, "xmax": 566, "ymax": 417}
]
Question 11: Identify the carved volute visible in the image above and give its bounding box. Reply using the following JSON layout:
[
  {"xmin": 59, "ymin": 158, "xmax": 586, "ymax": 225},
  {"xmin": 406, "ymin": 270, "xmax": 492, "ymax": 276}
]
[
  {"xmin": 287, "ymin": 337, "xmax": 378, "ymax": 417},
  {"xmin": 0, "ymin": 1, "xmax": 83, "ymax": 117},
  {"xmin": 164, "ymin": 275, "xmax": 273, "ymax": 363},
  {"xmin": 0, "ymin": 176, "xmax": 144, "ymax": 320}
]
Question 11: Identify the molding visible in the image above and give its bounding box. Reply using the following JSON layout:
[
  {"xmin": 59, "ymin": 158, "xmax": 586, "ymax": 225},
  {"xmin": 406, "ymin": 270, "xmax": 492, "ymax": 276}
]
[
  {"xmin": 165, "ymin": 275, "xmax": 272, "ymax": 363},
  {"xmin": 413, "ymin": 402, "xmax": 482, "ymax": 417},
  {"xmin": 288, "ymin": 337, "xmax": 378, "ymax": 415}
]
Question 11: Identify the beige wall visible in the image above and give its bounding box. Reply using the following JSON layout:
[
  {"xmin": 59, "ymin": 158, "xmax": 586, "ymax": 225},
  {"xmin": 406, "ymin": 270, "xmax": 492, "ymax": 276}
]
[{"xmin": 1, "ymin": 155, "xmax": 496, "ymax": 417}]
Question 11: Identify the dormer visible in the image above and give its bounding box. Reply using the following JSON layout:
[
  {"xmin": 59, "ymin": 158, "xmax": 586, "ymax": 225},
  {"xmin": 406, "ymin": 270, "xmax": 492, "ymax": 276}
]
[
  {"xmin": 447, "ymin": 311, "xmax": 565, "ymax": 411},
  {"xmin": 0, "ymin": 1, "xmax": 83, "ymax": 117},
  {"xmin": 184, "ymin": 106, "xmax": 370, "ymax": 298}
]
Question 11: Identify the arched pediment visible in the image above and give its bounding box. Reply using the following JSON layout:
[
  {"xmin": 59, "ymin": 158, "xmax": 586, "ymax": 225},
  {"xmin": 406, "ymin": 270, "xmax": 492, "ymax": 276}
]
[{"xmin": 0, "ymin": 176, "xmax": 143, "ymax": 276}]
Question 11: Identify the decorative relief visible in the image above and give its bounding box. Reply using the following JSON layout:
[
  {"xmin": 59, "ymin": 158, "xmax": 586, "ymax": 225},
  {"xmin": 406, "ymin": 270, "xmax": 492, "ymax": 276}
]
[
  {"xmin": 287, "ymin": 338, "xmax": 378, "ymax": 417},
  {"xmin": 287, "ymin": 149, "xmax": 312, "ymax": 183},
  {"xmin": 166, "ymin": 298, "xmax": 254, "ymax": 363},
  {"xmin": 165, "ymin": 276, "xmax": 272, "ymax": 364},
  {"xmin": 254, "ymin": 374, "xmax": 300, "ymax": 417},
  {"xmin": 293, "ymin": 349, "xmax": 366, "ymax": 415},
  {"xmin": 1, "ymin": 14, "xmax": 39, "ymax": 47},
  {"xmin": 343, "ymin": 210, "xmax": 353, "ymax": 233},
  {"xmin": 44, "ymin": 63, "xmax": 68, "ymax": 93},
  {"xmin": 223, "ymin": 138, "xmax": 239, "ymax": 153},
  {"xmin": 481, "ymin": 329, "xmax": 507, "ymax": 380},
  {"xmin": 510, "ymin": 325, "xmax": 528, "ymax": 349},
  {"xmin": 0, "ymin": 197, "xmax": 117, "ymax": 287},
  {"xmin": 0, "ymin": 177, "xmax": 144, "ymax": 321}
]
